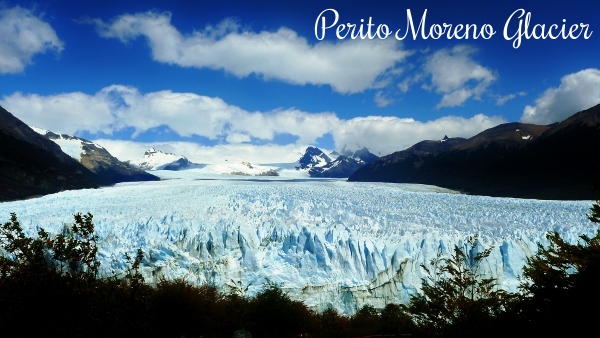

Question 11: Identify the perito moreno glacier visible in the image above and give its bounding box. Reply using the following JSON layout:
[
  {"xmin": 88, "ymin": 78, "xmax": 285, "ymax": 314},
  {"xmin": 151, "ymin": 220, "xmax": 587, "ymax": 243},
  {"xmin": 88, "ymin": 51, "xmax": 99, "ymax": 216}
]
[{"xmin": 0, "ymin": 169, "xmax": 595, "ymax": 314}]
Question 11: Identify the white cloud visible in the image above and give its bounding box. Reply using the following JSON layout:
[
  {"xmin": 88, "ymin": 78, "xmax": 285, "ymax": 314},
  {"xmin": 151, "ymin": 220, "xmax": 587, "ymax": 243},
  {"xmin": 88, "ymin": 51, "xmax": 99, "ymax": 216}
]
[
  {"xmin": 0, "ymin": 85, "xmax": 340, "ymax": 145},
  {"xmin": 95, "ymin": 112, "xmax": 505, "ymax": 164},
  {"xmin": 521, "ymin": 69, "xmax": 600, "ymax": 124},
  {"xmin": 226, "ymin": 133, "xmax": 251, "ymax": 144},
  {"xmin": 2, "ymin": 85, "xmax": 505, "ymax": 160},
  {"xmin": 374, "ymin": 92, "xmax": 393, "ymax": 108},
  {"xmin": 494, "ymin": 91, "xmax": 526, "ymax": 106},
  {"xmin": 0, "ymin": 91, "xmax": 115, "ymax": 134},
  {"xmin": 495, "ymin": 94, "xmax": 515, "ymax": 106},
  {"xmin": 0, "ymin": 6, "xmax": 63, "ymax": 73},
  {"xmin": 333, "ymin": 114, "xmax": 506, "ymax": 156},
  {"xmin": 93, "ymin": 139, "xmax": 309, "ymax": 164},
  {"xmin": 424, "ymin": 45, "xmax": 496, "ymax": 108},
  {"xmin": 93, "ymin": 11, "xmax": 410, "ymax": 94}
]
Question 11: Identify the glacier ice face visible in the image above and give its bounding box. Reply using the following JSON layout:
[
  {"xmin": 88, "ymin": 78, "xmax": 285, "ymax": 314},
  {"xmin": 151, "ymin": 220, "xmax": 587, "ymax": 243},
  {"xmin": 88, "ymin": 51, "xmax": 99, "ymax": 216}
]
[{"xmin": 0, "ymin": 171, "xmax": 595, "ymax": 314}]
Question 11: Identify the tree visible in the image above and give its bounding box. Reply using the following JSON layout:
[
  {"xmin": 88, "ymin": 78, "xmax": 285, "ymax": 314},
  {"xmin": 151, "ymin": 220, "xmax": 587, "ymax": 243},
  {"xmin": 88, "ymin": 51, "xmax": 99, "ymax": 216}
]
[
  {"xmin": 409, "ymin": 236, "xmax": 514, "ymax": 337},
  {"xmin": 349, "ymin": 304, "xmax": 380, "ymax": 337},
  {"xmin": 516, "ymin": 199, "xmax": 600, "ymax": 336},
  {"xmin": 0, "ymin": 213, "xmax": 151, "ymax": 336},
  {"xmin": 317, "ymin": 306, "xmax": 348, "ymax": 338},
  {"xmin": 380, "ymin": 303, "xmax": 415, "ymax": 337},
  {"xmin": 248, "ymin": 281, "xmax": 314, "ymax": 337},
  {"xmin": 589, "ymin": 199, "xmax": 600, "ymax": 223},
  {"xmin": 0, "ymin": 212, "xmax": 100, "ymax": 280}
]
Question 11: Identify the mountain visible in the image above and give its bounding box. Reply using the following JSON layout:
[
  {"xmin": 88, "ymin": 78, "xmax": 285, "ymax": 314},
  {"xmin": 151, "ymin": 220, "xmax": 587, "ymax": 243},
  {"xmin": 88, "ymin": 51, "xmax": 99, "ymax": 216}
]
[
  {"xmin": 352, "ymin": 147, "xmax": 379, "ymax": 164},
  {"xmin": 0, "ymin": 106, "xmax": 101, "ymax": 201},
  {"xmin": 297, "ymin": 146, "xmax": 379, "ymax": 178},
  {"xmin": 349, "ymin": 137, "xmax": 467, "ymax": 182},
  {"xmin": 349, "ymin": 104, "xmax": 600, "ymax": 200},
  {"xmin": 33, "ymin": 128, "xmax": 158, "ymax": 183},
  {"xmin": 296, "ymin": 146, "xmax": 332, "ymax": 170},
  {"xmin": 130, "ymin": 148, "xmax": 199, "ymax": 170},
  {"xmin": 451, "ymin": 122, "xmax": 550, "ymax": 150},
  {"xmin": 329, "ymin": 150, "xmax": 342, "ymax": 160}
]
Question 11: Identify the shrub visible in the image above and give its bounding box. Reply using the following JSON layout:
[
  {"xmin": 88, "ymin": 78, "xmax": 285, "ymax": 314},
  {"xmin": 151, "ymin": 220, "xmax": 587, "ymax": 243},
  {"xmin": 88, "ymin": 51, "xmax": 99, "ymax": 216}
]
[
  {"xmin": 409, "ymin": 236, "xmax": 514, "ymax": 337},
  {"xmin": 348, "ymin": 304, "xmax": 380, "ymax": 337},
  {"xmin": 380, "ymin": 303, "xmax": 416, "ymax": 336},
  {"xmin": 247, "ymin": 281, "xmax": 315, "ymax": 337},
  {"xmin": 315, "ymin": 306, "xmax": 350, "ymax": 338},
  {"xmin": 515, "ymin": 199, "xmax": 600, "ymax": 336},
  {"xmin": 0, "ymin": 212, "xmax": 151, "ymax": 336}
]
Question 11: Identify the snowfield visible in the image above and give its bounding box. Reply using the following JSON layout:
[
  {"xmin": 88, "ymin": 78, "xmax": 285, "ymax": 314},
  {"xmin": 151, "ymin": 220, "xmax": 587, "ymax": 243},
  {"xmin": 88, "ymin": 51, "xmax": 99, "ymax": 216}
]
[{"xmin": 0, "ymin": 169, "xmax": 595, "ymax": 314}]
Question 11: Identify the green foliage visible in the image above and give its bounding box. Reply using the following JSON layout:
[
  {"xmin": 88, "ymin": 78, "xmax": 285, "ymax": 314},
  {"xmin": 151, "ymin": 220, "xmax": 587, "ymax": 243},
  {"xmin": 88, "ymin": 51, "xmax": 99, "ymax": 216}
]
[
  {"xmin": 316, "ymin": 306, "xmax": 349, "ymax": 338},
  {"xmin": 247, "ymin": 280, "xmax": 316, "ymax": 337},
  {"xmin": 409, "ymin": 236, "xmax": 514, "ymax": 337},
  {"xmin": 589, "ymin": 199, "xmax": 600, "ymax": 223},
  {"xmin": 149, "ymin": 278, "xmax": 226, "ymax": 337},
  {"xmin": 380, "ymin": 303, "xmax": 415, "ymax": 336},
  {"xmin": 516, "ymin": 201, "xmax": 600, "ymax": 336},
  {"xmin": 348, "ymin": 304, "xmax": 381, "ymax": 337},
  {"xmin": 0, "ymin": 212, "xmax": 151, "ymax": 336},
  {"xmin": 0, "ymin": 212, "xmax": 100, "ymax": 280}
]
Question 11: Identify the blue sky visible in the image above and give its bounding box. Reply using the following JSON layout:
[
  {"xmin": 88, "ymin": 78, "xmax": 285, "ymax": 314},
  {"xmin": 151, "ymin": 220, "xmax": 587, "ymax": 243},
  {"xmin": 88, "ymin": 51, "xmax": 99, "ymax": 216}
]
[{"xmin": 1, "ymin": 0, "xmax": 599, "ymax": 163}]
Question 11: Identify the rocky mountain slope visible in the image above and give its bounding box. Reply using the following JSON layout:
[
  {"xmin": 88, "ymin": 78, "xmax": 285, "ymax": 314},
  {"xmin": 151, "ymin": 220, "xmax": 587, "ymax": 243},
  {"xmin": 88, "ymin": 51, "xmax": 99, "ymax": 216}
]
[
  {"xmin": 0, "ymin": 106, "xmax": 101, "ymax": 201},
  {"xmin": 33, "ymin": 128, "xmax": 158, "ymax": 183},
  {"xmin": 297, "ymin": 146, "xmax": 379, "ymax": 178},
  {"xmin": 349, "ymin": 104, "xmax": 600, "ymax": 200}
]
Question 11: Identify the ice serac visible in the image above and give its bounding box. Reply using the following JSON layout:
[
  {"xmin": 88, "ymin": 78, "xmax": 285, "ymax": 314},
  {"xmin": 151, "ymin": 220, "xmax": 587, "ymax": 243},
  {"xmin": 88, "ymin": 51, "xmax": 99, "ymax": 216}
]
[{"xmin": 0, "ymin": 174, "xmax": 595, "ymax": 315}]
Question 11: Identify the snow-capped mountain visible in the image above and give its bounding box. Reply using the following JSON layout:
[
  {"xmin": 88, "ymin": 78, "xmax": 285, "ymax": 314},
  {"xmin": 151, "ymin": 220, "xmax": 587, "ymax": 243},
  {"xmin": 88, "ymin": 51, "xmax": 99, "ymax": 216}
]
[
  {"xmin": 32, "ymin": 128, "xmax": 158, "ymax": 183},
  {"xmin": 131, "ymin": 148, "xmax": 199, "ymax": 170},
  {"xmin": 297, "ymin": 146, "xmax": 378, "ymax": 178},
  {"xmin": 296, "ymin": 146, "xmax": 332, "ymax": 170},
  {"xmin": 0, "ymin": 105, "xmax": 99, "ymax": 201},
  {"xmin": 329, "ymin": 150, "xmax": 342, "ymax": 160}
]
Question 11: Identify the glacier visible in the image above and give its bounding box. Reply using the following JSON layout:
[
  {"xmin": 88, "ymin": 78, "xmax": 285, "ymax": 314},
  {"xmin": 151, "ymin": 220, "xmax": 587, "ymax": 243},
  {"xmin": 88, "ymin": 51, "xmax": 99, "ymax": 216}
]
[{"xmin": 0, "ymin": 169, "xmax": 596, "ymax": 314}]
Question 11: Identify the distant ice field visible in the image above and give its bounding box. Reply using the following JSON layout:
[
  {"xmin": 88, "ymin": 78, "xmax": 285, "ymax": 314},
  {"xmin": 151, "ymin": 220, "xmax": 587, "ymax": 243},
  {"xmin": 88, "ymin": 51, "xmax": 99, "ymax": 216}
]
[{"xmin": 0, "ymin": 170, "xmax": 596, "ymax": 313}]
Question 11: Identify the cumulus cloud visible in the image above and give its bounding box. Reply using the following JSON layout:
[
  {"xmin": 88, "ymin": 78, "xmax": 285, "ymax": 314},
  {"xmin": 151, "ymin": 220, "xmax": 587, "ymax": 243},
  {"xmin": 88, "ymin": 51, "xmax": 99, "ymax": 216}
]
[
  {"xmin": 334, "ymin": 114, "xmax": 506, "ymax": 156},
  {"xmin": 0, "ymin": 85, "xmax": 340, "ymax": 144},
  {"xmin": 424, "ymin": 45, "xmax": 496, "ymax": 108},
  {"xmin": 225, "ymin": 133, "xmax": 251, "ymax": 144},
  {"xmin": 521, "ymin": 69, "xmax": 600, "ymax": 124},
  {"xmin": 92, "ymin": 139, "xmax": 309, "ymax": 164},
  {"xmin": 0, "ymin": 91, "xmax": 115, "ymax": 133},
  {"xmin": 95, "ymin": 112, "xmax": 505, "ymax": 163},
  {"xmin": 92, "ymin": 11, "xmax": 410, "ymax": 93},
  {"xmin": 0, "ymin": 6, "xmax": 63, "ymax": 73},
  {"xmin": 1, "ymin": 85, "xmax": 504, "ymax": 161}
]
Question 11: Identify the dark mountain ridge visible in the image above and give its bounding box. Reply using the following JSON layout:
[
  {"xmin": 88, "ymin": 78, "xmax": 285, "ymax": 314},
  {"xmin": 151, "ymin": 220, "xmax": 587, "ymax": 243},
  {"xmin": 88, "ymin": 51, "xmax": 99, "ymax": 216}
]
[
  {"xmin": 0, "ymin": 106, "xmax": 158, "ymax": 202},
  {"xmin": 0, "ymin": 106, "xmax": 102, "ymax": 201},
  {"xmin": 349, "ymin": 104, "xmax": 600, "ymax": 200}
]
